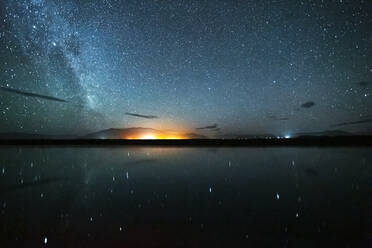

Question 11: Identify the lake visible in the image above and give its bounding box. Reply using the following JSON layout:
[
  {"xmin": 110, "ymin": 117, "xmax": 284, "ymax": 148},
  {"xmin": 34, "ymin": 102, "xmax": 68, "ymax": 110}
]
[{"xmin": 0, "ymin": 146, "xmax": 371, "ymax": 247}]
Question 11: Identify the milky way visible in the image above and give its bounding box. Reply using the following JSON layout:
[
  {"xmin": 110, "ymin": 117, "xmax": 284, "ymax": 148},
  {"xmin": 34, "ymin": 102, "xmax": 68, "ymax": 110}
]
[{"xmin": 0, "ymin": 0, "xmax": 371, "ymax": 136}]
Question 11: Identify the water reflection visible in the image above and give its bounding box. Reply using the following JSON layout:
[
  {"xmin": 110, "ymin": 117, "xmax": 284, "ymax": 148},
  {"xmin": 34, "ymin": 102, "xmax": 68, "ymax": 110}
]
[{"xmin": 0, "ymin": 147, "xmax": 371, "ymax": 247}]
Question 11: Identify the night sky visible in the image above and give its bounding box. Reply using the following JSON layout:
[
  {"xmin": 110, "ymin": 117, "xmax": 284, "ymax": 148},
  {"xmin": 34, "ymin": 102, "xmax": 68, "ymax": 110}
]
[{"xmin": 0, "ymin": 0, "xmax": 371, "ymax": 137}]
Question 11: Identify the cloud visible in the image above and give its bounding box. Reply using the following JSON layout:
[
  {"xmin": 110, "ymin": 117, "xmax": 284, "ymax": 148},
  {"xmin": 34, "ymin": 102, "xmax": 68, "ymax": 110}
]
[
  {"xmin": 268, "ymin": 115, "xmax": 289, "ymax": 121},
  {"xmin": 0, "ymin": 86, "xmax": 68, "ymax": 103},
  {"xmin": 125, "ymin": 112, "xmax": 159, "ymax": 119},
  {"xmin": 358, "ymin": 81, "xmax": 371, "ymax": 87},
  {"xmin": 301, "ymin": 101, "xmax": 315, "ymax": 108},
  {"xmin": 0, "ymin": 177, "xmax": 65, "ymax": 194},
  {"xmin": 196, "ymin": 124, "xmax": 218, "ymax": 130},
  {"xmin": 360, "ymin": 114, "xmax": 372, "ymax": 119},
  {"xmin": 207, "ymin": 127, "xmax": 221, "ymax": 132},
  {"xmin": 331, "ymin": 118, "xmax": 372, "ymax": 127}
]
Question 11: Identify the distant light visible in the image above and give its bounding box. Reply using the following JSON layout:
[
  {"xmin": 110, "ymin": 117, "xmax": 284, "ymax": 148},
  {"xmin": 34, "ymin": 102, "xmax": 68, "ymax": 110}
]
[
  {"xmin": 284, "ymin": 135, "xmax": 291, "ymax": 139},
  {"xmin": 276, "ymin": 193, "xmax": 280, "ymax": 200},
  {"xmin": 140, "ymin": 134, "xmax": 157, "ymax": 140},
  {"xmin": 44, "ymin": 237, "xmax": 48, "ymax": 244}
]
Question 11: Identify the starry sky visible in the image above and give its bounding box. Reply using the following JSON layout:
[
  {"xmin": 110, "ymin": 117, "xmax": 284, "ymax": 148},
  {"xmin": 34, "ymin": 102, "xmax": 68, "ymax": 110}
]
[{"xmin": 0, "ymin": 0, "xmax": 371, "ymax": 136}]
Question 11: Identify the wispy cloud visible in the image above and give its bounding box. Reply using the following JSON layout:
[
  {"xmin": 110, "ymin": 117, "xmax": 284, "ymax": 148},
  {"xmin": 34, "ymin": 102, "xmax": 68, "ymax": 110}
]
[
  {"xmin": 0, "ymin": 86, "xmax": 68, "ymax": 103},
  {"xmin": 360, "ymin": 114, "xmax": 372, "ymax": 119},
  {"xmin": 0, "ymin": 177, "xmax": 64, "ymax": 194},
  {"xmin": 301, "ymin": 101, "xmax": 315, "ymax": 108},
  {"xmin": 196, "ymin": 123, "xmax": 218, "ymax": 130},
  {"xmin": 125, "ymin": 112, "xmax": 159, "ymax": 119},
  {"xmin": 358, "ymin": 81, "xmax": 371, "ymax": 87},
  {"xmin": 268, "ymin": 115, "xmax": 289, "ymax": 121},
  {"xmin": 331, "ymin": 118, "xmax": 372, "ymax": 127}
]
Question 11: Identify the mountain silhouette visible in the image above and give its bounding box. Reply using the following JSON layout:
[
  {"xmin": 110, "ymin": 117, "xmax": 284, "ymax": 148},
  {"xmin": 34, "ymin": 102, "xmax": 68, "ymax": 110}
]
[{"xmin": 84, "ymin": 127, "xmax": 207, "ymax": 139}]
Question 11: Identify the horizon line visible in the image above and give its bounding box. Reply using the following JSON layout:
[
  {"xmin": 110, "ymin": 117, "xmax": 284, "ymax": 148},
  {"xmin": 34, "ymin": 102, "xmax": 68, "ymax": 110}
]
[{"xmin": 0, "ymin": 136, "xmax": 371, "ymax": 147}]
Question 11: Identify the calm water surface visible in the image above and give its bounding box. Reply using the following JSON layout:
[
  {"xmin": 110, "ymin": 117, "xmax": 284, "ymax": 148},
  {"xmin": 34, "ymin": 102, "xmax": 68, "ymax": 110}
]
[{"xmin": 0, "ymin": 147, "xmax": 371, "ymax": 247}]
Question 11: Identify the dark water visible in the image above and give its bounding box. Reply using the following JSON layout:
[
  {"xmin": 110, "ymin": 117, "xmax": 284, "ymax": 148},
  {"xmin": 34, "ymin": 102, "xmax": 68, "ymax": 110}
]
[{"xmin": 0, "ymin": 146, "xmax": 371, "ymax": 247}]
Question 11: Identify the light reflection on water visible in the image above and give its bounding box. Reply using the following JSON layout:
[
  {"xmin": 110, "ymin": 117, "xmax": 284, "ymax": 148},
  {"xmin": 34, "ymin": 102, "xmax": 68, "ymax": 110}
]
[{"xmin": 0, "ymin": 147, "xmax": 371, "ymax": 247}]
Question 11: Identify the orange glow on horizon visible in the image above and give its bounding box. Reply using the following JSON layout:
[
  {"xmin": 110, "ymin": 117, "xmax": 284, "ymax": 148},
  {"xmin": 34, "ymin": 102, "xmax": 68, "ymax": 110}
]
[
  {"xmin": 140, "ymin": 134, "xmax": 157, "ymax": 140},
  {"xmin": 125, "ymin": 133, "xmax": 187, "ymax": 140}
]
